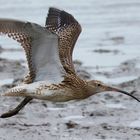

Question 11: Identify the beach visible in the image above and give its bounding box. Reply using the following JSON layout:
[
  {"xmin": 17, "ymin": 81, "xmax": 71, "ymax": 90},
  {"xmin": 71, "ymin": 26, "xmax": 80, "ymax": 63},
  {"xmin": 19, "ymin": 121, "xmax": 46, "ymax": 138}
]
[{"xmin": 0, "ymin": 0, "xmax": 140, "ymax": 140}]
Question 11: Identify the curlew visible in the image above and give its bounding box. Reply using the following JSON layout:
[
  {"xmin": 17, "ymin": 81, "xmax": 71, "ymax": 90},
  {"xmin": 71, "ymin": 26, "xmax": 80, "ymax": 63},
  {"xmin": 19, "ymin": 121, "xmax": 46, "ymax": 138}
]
[{"xmin": 0, "ymin": 7, "xmax": 139, "ymax": 118}]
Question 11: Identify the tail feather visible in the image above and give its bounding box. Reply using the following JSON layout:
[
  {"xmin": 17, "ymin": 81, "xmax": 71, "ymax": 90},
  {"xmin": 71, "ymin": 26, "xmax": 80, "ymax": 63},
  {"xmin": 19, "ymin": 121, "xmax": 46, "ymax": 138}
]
[{"xmin": 1, "ymin": 88, "xmax": 27, "ymax": 97}]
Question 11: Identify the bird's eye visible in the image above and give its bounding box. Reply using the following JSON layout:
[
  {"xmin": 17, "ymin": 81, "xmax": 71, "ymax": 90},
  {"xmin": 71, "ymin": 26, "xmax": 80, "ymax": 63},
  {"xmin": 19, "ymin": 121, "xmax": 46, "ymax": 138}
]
[{"xmin": 97, "ymin": 83, "xmax": 101, "ymax": 86}]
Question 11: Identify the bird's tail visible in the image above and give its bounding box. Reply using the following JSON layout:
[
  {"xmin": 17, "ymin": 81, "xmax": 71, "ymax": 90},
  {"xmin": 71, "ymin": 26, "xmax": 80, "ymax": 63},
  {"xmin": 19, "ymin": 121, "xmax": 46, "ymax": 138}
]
[{"xmin": 1, "ymin": 87, "xmax": 27, "ymax": 97}]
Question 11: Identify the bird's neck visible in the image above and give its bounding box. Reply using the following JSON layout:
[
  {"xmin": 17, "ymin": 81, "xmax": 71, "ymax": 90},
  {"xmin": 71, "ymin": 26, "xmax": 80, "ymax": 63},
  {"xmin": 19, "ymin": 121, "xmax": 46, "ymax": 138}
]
[{"xmin": 62, "ymin": 74, "xmax": 93, "ymax": 99}]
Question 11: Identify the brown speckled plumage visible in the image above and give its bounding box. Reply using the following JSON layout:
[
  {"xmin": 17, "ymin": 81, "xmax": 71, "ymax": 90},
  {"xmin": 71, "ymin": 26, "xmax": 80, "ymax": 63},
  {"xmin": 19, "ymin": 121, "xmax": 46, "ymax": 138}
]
[
  {"xmin": 46, "ymin": 8, "xmax": 81, "ymax": 74},
  {"xmin": 0, "ymin": 7, "xmax": 139, "ymax": 118},
  {"xmin": 0, "ymin": 20, "xmax": 35, "ymax": 83}
]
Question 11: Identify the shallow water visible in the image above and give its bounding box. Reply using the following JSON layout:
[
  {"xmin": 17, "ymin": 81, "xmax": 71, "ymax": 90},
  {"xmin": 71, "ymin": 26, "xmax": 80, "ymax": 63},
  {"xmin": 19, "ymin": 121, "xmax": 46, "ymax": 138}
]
[
  {"xmin": 63, "ymin": 115, "xmax": 85, "ymax": 121},
  {"xmin": 95, "ymin": 75, "xmax": 138, "ymax": 84},
  {"xmin": 130, "ymin": 120, "xmax": 140, "ymax": 128},
  {"xmin": 105, "ymin": 103, "xmax": 126, "ymax": 109},
  {"xmin": 1, "ymin": 51, "xmax": 26, "ymax": 60},
  {"xmin": 0, "ymin": 78, "xmax": 14, "ymax": 86}
]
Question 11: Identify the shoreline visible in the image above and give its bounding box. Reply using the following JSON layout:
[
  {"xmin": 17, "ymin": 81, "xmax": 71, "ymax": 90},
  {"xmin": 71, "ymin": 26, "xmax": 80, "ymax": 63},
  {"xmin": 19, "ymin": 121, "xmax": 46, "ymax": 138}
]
[{"xmin": 0, "ymin": 53, "xmax": 140, "ymax": 140}]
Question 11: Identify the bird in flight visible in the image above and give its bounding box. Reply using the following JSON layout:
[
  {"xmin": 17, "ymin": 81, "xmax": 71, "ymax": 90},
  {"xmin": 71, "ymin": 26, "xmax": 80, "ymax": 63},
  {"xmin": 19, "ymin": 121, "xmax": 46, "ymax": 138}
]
[{"xmin": 0, "ymin": 7, "xmax": 139, "ymax": 118}]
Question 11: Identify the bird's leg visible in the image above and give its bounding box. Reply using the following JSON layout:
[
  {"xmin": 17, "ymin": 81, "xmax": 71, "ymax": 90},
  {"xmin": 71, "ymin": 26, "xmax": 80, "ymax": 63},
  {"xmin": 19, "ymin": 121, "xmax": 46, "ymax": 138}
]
[
  {"xmin": 0, "ymin": 97, "xmax": 32, "ymax": 118},
  {"xmin": 0, "ymin": 85, "xmax": 33, "ymax": 118}
]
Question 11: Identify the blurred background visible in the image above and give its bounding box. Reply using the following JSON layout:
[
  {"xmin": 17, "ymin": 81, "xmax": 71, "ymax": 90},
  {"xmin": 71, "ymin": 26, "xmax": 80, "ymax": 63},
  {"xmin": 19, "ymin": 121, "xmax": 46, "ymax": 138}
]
[{"xmin": 0, "ymin": 0, "xmax": 140, "ymax": 140}]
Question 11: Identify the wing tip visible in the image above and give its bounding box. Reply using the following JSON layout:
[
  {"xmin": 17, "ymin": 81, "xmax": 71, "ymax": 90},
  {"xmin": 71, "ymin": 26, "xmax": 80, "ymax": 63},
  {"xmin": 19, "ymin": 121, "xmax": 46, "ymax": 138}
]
[{"xmin": 46, "ymin": 7, "xmax": 81, "ymax": 30}]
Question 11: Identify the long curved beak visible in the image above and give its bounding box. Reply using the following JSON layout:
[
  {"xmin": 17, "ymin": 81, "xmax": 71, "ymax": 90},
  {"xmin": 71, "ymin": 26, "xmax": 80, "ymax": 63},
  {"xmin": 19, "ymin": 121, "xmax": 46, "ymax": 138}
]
[{"xmin": 107, "ymin": 86, "xmax": 140, "ymax": 102}]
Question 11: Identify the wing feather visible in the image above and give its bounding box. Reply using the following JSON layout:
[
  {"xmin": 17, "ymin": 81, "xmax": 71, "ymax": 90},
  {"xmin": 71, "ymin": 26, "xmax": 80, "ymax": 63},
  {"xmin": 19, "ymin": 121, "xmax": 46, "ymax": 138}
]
[
  {"xmin": 0, "ymin": 19, "xmax": 66, "ymax": 83},
  {"xmin": 45, "ymin": 7, "xmax": 82, "ymax": 74},
  {"xmin": 0, "ymin": 19, "xmax": 34, "ymax": 83}
]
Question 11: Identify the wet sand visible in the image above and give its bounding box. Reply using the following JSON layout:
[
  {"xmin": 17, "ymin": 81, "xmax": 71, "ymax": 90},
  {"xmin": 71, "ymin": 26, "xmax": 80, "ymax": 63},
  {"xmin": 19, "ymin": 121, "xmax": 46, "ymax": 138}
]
[{"xmin": 0, "ymin": 57, "xmax": 140, "ymax": 140}]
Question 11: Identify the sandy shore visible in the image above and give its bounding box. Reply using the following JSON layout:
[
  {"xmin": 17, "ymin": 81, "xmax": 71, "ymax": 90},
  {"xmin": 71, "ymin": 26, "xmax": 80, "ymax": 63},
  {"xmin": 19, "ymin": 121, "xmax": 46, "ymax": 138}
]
[{"xmin": 0, "ymin": 55, "xmax": 140, "ymax": 140}]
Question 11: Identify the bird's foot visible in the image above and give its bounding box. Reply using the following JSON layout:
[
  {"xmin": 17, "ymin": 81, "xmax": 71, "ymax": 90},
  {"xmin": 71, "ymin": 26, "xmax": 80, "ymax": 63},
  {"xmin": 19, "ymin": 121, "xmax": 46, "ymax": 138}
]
[{"xmin": 0, "ymin": 97, "xmax": 32, "ymax": 118}]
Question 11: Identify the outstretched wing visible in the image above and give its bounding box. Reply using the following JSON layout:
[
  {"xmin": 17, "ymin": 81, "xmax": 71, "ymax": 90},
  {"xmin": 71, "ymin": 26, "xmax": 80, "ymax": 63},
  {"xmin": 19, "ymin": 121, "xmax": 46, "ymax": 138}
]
[
  {"xmin": 45, "ymin": 7, "xmax": 82, "ymax": 74},
  {"xmin": 0, "ymin": 19, "xmax": 66, "ymax": 83}
]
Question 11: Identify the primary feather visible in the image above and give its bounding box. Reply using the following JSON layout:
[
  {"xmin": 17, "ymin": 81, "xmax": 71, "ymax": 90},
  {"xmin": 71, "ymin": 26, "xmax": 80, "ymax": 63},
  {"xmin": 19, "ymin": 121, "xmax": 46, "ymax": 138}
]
[{"xmin": 46, "ymin": 7, "xmax": 82, "ymax": 74}]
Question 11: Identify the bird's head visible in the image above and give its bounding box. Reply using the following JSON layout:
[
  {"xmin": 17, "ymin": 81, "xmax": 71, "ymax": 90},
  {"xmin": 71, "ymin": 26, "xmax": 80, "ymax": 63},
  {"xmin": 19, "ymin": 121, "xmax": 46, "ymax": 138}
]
[{"xmin": 86, "ymin": 80, "xmax": 140, "ymax": 102}]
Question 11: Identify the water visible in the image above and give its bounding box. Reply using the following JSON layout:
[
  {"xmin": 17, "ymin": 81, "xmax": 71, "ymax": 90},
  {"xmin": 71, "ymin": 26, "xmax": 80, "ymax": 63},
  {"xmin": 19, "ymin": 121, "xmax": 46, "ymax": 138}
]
[
  {"xmin": 0, "ymin": 0, "xmax": 140, "ymax": 82},
  {"xmin": 105, "ymin": 103, "xmax": 126, "ymax": 109},
  {"xmin": 130, "ymin": 120, "xmax": 140, "ymax": 128},
  {"xmin": 0, "ymin": 78, "xmax": 14, "ymax": 86},
  {"xmin": 95, "ymin": 75, "xmax": 137, "ymax": 84},
  {"xmin": 63, "ymin": 115, "xmax": 85, "ymax": 121},
  {"xmin": 1, "ymin": 51, "xmax": 26, "ymax": 60}
]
